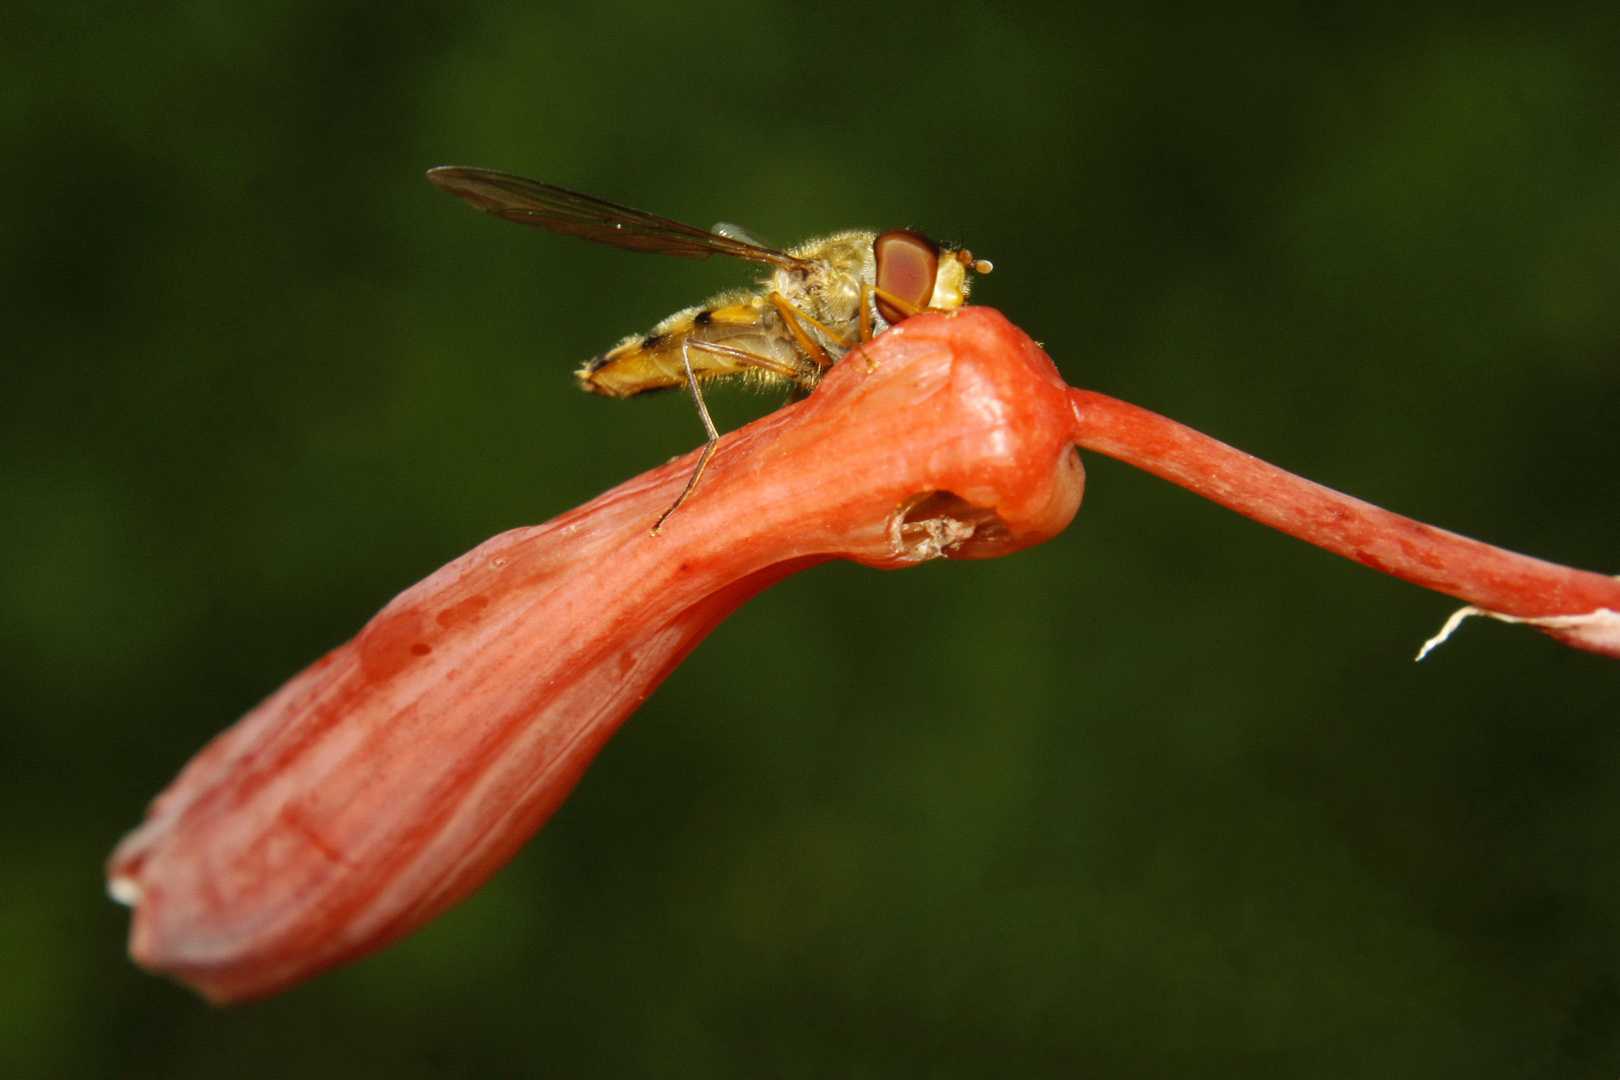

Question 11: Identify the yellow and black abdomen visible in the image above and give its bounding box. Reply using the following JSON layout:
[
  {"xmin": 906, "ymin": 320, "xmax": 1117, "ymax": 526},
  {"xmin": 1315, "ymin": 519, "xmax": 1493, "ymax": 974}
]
[{"xmin": 575, "ymin": 290, "xmax": 810, "ymax": 398}]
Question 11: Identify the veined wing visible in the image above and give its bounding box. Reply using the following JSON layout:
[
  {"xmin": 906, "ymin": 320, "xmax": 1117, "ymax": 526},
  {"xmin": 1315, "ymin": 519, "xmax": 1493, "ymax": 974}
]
[{"xmin": 427, "ymin": 167, "xmax": 811, "ymax": 269}]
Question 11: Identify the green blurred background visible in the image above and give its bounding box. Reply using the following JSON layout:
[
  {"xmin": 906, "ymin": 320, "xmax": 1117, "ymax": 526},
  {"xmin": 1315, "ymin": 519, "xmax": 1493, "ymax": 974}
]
[{"xmin": 5, "ymin": 1, "xmax": 1620, "ymax": 1076}]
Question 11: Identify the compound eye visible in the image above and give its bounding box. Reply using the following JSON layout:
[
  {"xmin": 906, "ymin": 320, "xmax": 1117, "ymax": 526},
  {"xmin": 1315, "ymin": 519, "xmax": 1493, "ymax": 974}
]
[{"xmin": 873, "ymin": 229, "xmax": 940, "ymax": 324}]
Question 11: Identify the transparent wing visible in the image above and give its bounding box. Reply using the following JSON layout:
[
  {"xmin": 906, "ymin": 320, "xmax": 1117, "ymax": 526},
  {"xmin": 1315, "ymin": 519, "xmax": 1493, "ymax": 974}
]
[{"xmin": 427, "ymin": 167, "xmax": 809, "ymax": 269}]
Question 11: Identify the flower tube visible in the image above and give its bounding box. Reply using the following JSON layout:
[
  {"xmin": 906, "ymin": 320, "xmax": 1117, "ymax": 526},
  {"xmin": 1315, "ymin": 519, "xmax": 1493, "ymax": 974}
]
[{"xmin": 108, "ymin": 308, "xmax": 1085, "ymax": 1003}]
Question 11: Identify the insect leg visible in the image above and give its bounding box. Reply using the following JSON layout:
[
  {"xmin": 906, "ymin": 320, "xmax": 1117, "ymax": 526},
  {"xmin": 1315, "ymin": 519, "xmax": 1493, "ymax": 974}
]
[
  {"xmin": 782, "ymin": 302, "xmax": 856, "ymax": 349},
  {"xmin": 858, "ymin": 284, "xmax": 927, "ymax": 340},
  {"xmin": 651, "ymin": 345, "xmax": 722, "ymax": 536},
  {"xmin": 768, "ymin": 294, "xmax": 847, "ymax": 369},
  {"xmin": 684, "ymin": 339, "xmax": 800, "ymax": 379}
]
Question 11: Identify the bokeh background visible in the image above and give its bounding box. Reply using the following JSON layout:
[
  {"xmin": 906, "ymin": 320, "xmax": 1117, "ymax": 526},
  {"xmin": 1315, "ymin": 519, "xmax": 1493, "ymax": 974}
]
[{"xmin": 5, "ymin": 2, "xmax": 1620, "ymax": 1076}]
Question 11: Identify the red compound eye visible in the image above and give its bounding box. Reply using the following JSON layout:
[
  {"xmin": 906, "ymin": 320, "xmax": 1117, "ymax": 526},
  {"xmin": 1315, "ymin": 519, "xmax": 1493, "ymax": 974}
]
[{"xmin": 873, "ymin": 229, "xmax": 940, "ymax": 325}]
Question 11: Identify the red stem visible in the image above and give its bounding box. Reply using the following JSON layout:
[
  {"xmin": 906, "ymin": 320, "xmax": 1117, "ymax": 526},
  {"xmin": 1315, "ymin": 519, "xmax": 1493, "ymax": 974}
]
[{"xmin": 1067, "ymin": 387, "xmax": 1620, "ymax": 656}]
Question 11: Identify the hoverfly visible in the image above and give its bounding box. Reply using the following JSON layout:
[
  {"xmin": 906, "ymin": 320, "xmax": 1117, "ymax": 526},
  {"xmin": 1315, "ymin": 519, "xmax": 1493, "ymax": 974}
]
[{"xmin": 427, "ymin": 166, "xmax": 992, "ymax": 532}]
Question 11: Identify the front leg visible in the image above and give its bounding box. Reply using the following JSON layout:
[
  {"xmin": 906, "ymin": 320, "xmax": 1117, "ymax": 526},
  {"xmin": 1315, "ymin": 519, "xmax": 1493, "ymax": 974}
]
[{"xmin": 857, "ymin": 283, "xmax": 929, "ymax": 342}]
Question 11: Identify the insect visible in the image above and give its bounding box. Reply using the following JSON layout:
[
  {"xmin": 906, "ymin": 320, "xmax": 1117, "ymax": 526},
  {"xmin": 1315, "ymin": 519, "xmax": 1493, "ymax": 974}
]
[{"xmin": 427, "ymin": 166, "xmax": 992, "ymax": 532}]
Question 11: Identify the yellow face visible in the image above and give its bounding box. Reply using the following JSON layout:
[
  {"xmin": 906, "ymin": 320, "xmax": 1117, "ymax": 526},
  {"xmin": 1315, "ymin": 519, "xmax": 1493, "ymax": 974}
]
[{"xmin": 428, "ymin": 166, "xmax": 991, "ymax": 400}]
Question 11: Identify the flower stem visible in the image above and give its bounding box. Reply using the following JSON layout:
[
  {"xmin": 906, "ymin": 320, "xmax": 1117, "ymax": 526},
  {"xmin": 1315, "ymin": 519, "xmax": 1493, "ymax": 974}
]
[{"xmin": 1067, "ymin": 388, "xmax": 1620, "ymax": 658}]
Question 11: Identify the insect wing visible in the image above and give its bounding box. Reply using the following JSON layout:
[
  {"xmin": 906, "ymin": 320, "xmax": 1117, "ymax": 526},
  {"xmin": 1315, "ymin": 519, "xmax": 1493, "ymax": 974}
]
[{"xmin": 427, "ymin": 167, "xmax": 809, "ymax": 269}]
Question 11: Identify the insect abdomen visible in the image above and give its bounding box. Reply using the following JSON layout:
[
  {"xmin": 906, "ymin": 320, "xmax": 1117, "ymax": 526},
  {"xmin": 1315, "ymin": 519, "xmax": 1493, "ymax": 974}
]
[{"xmin": 575, "ymin": 294, "xmax": 802, "ymax": 398}]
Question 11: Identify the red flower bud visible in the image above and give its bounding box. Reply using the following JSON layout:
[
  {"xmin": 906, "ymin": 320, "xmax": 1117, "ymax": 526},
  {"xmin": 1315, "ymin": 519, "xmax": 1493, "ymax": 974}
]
[{"xmin": 108, "ymin": 308, "xmax": 1084, "ymax": 1003}]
